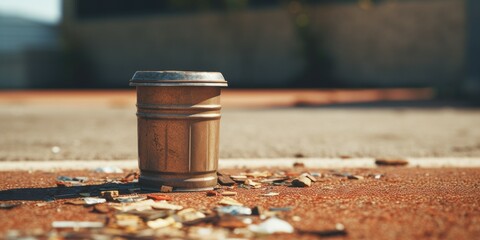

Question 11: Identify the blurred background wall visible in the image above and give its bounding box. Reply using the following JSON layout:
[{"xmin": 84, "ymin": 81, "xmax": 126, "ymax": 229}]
[
  {"xmin": 1, "ymin": 0, "xmax": 478, "ymax": 98},
  {"xmin": 0, "ymin": 15, "xmax": 60, "ymax": 88}
]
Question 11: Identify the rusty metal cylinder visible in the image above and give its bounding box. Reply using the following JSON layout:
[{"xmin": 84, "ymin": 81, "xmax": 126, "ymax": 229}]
[{"xmin": 130, "ymin": 71, "xmax": 228, "ymax": 191}]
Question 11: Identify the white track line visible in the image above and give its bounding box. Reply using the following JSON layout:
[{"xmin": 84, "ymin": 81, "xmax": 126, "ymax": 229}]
[{"xmin": 1, "ymin": 158, "xmax": 480, "ymax": 171}]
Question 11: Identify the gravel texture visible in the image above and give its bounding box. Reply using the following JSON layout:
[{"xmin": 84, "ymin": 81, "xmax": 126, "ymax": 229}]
[
  {"xmin": 0, "ymin": 168, "xmax": 479, "ymax": 239},
  {"xmin": 1, "ymin": 104, "xmax": 480, "ymax": 161}
]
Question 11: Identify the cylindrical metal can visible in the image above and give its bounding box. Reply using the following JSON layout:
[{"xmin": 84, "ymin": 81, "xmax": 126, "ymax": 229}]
[{"xmin": 130, "ymin": 71, "xmax": 228, "ymax": 191}]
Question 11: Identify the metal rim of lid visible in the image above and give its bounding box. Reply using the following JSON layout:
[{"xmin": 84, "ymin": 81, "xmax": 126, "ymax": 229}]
[{"xmin": 130, "ymin": 71, "xmax": 228, "ymax": 87}]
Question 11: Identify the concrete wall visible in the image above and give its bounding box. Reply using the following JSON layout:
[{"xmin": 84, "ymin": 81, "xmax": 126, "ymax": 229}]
[
  {"xmin": 63, "ymin": 0, "xmax": 465, "ymax": 88},
  {"xmin": 63, "ymin": 7, "xmax": 304, "ymax": 87},
  {"xmin": 310, "ymin": 0, "xmax": 465, "ymax": 87}
]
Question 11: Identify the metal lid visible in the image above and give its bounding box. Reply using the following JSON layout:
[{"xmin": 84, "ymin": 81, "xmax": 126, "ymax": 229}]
[{"xmin": 130, "ymin": 71, "xmax": 228, "ymax": 87}]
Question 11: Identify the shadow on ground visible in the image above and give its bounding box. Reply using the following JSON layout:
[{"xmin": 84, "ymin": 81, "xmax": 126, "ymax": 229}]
[{"xmin": 0, "ymin": 183, "xmax": 142, "ymax": 201}]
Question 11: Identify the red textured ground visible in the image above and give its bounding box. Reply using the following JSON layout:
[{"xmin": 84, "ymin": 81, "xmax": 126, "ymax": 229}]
[
  {"xmin": 0, "ymin": 88, "xmax": 433, "ymax": 108},
  {"xmin": 0, "ymin": 167, "xmax": 479, "ymax": 239}
]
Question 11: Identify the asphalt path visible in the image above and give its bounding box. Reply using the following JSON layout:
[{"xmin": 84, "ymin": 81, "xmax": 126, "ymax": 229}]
[{"xmin": 1, "ymin": 103, "xmax": 479, "ymax": 161}]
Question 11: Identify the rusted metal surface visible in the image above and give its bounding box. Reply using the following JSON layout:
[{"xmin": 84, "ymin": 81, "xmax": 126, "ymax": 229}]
[{"xmin": 130, "ymin": 71, "xmax": 228, "ymax": 191}]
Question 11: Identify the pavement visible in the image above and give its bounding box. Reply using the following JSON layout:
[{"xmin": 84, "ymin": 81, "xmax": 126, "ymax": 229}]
[
  {"xmin": 1, "ymin": 101, "xmax": 479, "ymax": 161},
  {"xmin": 2, "ymin": 158, "xmax": 480, "ymax": 171}
]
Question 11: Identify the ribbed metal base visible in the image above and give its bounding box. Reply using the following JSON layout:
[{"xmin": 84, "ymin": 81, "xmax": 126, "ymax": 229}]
[{"xmin": 139, "ymin": 171, "xmax": 217, "ymax": 192}]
